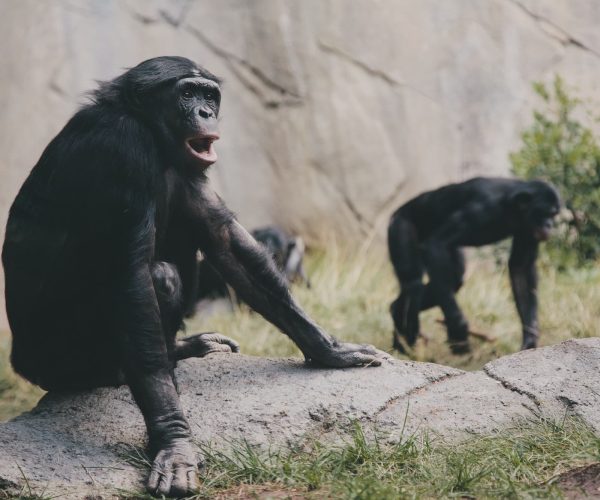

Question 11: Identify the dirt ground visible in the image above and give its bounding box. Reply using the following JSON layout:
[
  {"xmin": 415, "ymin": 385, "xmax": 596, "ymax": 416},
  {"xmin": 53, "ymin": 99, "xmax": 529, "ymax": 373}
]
[{"xmin": 555, "ymin": 463, "xmax": 600, "ymax": 499}]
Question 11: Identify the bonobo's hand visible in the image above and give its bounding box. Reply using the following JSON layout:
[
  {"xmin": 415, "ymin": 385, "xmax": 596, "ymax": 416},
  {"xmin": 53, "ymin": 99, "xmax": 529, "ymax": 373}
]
[
  {"xmin": 175, "ymin": 332, "xmax": 240, "ymax": 360},
  {"xmin": 147, "ymin": 438, "xmax": 199, "ymax": 497},
  {"xmin": 305, "ymin": 340, "xmax": 392, "ymax": 367}
]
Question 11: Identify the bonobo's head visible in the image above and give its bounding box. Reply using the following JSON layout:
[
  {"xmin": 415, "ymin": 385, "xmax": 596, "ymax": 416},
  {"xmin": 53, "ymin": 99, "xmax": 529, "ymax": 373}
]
[
  {"xmin": 95, "ymin": 56, "xmax": 222, "ymax": 170},
  {"xmin": 512, "ymin": 180, "xmax": 561, "ymax": 241}
]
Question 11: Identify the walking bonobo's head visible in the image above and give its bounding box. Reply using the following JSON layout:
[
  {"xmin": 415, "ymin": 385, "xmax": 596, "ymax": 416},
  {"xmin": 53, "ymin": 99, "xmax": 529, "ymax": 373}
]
[
  {"xmin": 94, "ymin": 56, "xmax": 222, "ymax": 171},
  {"xmin": 512, "ymin": 180, "xmax": 561, "ymax": 241}
]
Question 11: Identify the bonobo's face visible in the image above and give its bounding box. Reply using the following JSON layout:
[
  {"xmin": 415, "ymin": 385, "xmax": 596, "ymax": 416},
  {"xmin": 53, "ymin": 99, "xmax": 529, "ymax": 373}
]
[
  {"xmin": 518, "ymin": 183, "xmax": 561, "ymax": 241},
  {"xmin": 167, "ymin": 74, "xmax": 221, "ymax": 169},
  {"xmin": 529, "ymin": 202, "xmax": 559, "ymax": 241}
]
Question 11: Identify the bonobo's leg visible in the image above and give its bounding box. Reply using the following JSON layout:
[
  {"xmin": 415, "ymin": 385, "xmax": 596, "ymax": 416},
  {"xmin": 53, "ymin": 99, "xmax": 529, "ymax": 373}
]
[
  {"xmin": 150, "ymin": 261, "xmax": 185, "ymax": 391},
  {"xmin": 151, "ymin": 262, "xmax": 184, "ymax": 362},
  {"xmin": 152, "ymin": 261, "xmax": 240, "ymax": 362},
  {"xmin": 420, "ymin": 248, "xmax": 465, "ymax": 311},
  {"xmin": 6, "ymin": 276, "xmax": 125, "ymax": 391},
  {"xmin": 388, "ymin": 214, "xmax": 425, "ymax": 352},
  {"xmin": 423, "ymin": 243, "xmax": 470, "ymax": 354}
]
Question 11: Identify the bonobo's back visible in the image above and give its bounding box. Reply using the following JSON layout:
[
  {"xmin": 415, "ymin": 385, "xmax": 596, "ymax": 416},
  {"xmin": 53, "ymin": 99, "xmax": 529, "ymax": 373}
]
[{"xmin": 391, "ymin": 177, "xmax": 527, "ymax": 239}]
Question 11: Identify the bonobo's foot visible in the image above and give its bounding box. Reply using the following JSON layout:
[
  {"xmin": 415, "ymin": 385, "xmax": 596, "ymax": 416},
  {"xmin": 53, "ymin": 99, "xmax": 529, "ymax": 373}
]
[
  {"xmin": 447, "ymin": 318, "xmax": 471, "ymax": 355},
  {"xmin": 448, "ymin": 339, "xmax": 471, "ymax": 355},
  {"xmin": 147, "ymin": 438, "xmax": 199, "ymax": 497},
  {"xmin": 392, "ymin": 328, "xmax": 415, "ymax": 354},
  {"xmin": 390, "ymin": 298, "xmax": 418, "ymax": 354},
  {"xmin": 175, "ymin": 332, "xmax": 240, "ymax": 361},
  {"xmin": 520, "ymin": 333, "xmax": 539, "ymax": 350},
  {"xmin": 306, "ymin": 340, "xmax": 392, "ymax": 367}
]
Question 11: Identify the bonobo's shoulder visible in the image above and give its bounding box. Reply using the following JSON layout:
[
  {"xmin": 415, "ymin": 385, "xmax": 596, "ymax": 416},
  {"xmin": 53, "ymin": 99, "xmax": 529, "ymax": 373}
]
[
  {"xmin": 52, "ymin": 104, "xmax": 158, "ymax": 171},
  {"xmin": 65, "ymin": 104, "xmax": 152, "ymax": 141},
  {"xmin": 443, "ymin": 177, "xmax": 524, "ymax": 200}
]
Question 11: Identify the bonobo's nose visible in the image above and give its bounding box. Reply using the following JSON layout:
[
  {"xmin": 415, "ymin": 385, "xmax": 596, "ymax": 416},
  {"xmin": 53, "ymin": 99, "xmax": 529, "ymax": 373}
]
[{"xmin": 198, "ymin": 107, "xmax": 214, "ymax": 119}]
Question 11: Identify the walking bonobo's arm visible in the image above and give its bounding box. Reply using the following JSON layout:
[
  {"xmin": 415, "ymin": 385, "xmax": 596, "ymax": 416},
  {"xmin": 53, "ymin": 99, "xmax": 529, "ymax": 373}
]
[{"xmin": 509, "ymin": 235, "xmax": 540, "ymax": 349}]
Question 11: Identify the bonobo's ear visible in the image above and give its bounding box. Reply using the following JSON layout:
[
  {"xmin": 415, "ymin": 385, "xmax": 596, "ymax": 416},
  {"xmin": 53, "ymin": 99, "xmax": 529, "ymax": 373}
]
[{"xmin": 512, "ymin": 190, "xmax": 533, "ymax": 211}]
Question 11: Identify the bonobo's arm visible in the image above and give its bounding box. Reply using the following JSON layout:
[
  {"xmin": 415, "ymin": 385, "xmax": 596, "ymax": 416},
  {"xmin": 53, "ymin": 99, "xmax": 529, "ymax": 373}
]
[
  {"xmin": 509, "ymin": 234, "xmax": 539, "ymax": 350},
  {"xmin": 116, "ymin": 210, "xmax": 197, "ymax": 497},
  {"xmin": 191, "ymin": 185, "xmax": 389, "ymax": 367}
]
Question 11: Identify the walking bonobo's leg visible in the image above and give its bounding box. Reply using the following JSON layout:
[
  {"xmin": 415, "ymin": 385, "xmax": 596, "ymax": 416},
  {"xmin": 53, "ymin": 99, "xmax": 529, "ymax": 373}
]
[
  {"xmin": 388, "ymin": 215, "xmax": 425, "ymax": 352},
  {"xmin": 423, "ymin": 243, "xmax": 470, "ymax": 354}
]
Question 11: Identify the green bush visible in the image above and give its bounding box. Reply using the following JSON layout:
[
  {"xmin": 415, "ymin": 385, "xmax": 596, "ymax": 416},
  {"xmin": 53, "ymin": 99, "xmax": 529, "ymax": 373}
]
[{"xmin": 511, "ymin": 75, "xmax": 600, "ymax": 267}]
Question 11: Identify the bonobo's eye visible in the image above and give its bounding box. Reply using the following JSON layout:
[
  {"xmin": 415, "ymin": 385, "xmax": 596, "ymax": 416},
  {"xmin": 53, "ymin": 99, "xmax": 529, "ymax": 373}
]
[
  {"xmin": 182, "ymin": 88, "xmax": 194, "ymax": 99},
  {"xmin": 204, "ymin": 89, "xmax": 219, "ymax": 102}
]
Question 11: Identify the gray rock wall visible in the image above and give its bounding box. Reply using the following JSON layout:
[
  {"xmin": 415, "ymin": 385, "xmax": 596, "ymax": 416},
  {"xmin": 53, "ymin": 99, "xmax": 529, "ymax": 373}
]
[{"xmin": 2, "ymin": 0, "xmax": 600, "ymax": 328}]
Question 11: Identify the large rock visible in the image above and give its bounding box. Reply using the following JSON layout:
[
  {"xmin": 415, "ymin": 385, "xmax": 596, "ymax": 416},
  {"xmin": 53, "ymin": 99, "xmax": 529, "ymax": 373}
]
[
  {"xmin": 0, "ymin": 338, "xmax": 598, "ymax": 499},
  {"xmin": 3, "ymin": 1, "xmax": 600, "ymax": 328},
  {"xmin": 485, "ymin": 338, "xmax": 600, "ymax": 433}
]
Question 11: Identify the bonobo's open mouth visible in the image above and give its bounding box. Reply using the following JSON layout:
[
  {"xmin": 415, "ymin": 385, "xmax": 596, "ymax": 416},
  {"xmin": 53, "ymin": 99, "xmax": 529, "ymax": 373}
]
[{"xmin": 185, "ymin": 133, "xmax": 219, "ymax": 166}]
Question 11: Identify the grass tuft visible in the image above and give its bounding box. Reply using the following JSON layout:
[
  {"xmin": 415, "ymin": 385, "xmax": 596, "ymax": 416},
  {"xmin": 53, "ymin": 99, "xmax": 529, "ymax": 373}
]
[{"xmin": 185, "ymin": 417, "xmax": 600, "ymax": 499}]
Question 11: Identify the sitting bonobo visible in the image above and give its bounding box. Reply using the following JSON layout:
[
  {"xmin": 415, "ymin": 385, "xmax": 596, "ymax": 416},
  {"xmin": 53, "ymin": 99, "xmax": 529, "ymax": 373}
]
[
  {"xmin": 2, "ymin": 57, "xmax": 389, "ymax": 497},
  {"xmin": 388, "ymin": 177, "xmax": 560, "ymax": 354}
]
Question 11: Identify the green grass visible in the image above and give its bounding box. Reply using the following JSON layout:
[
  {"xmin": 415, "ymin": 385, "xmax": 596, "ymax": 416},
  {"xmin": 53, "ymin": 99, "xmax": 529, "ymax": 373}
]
[
  {"xmin": 200, "ymin": 418, "xmax": 600, "ymax": 499},
  {"xmin": 216, "ymin": 418, "xmax": 600, "ymax": 499},
  {"xmin": 118, "ymin": 417, "xmax": 600, "ymax": 499}
]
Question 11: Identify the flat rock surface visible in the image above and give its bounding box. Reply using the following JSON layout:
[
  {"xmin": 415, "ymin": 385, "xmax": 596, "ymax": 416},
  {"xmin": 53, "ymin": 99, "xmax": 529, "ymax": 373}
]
[
  {"xmin": 0, "ymin": 338, "xmax": 599, "ymax": 498},
  {"xmin": 485, "ymin": 338, "xmax": 600, "ymax": 433}
]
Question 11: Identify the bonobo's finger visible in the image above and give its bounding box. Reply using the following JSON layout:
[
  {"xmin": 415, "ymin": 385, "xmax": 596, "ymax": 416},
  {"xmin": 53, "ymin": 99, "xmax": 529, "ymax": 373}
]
[
  {"xmin": 339, "ymin": 342, "xmax": 376, "ymax": 353},
  {"xmin": 347, "ymin": 352, "xmax": 382, "ymax": 367},
  {"xmin": 206, "ymin": 342, "xmax": 235, "ymax": 354},
  {"xmin": 147, "ymin": 467, "xmax": 161, "ymax": 492},
  {"xmin": 223, "ymin": 337, "xmax": 240, "ymax": 352},
  {"xmin": 171, "ymin": 465, "xmax": 195, "ymax": 497},
  {"xmin": 211, "ymin": 334, "xmax": 240, "ymax": 352},
  {"xmin": 188, "ymin": 469, "xmax": 199, "ymax": 492},
  {"xmin": 201, "ymin": 333, "xmax": 240, "ymax": 351},
  {"xmin": 156, "ymin": 470, "xmax": 173, "ymax": 496},
  {"xmin": 359, "ymin": 345, "xmax": 393, "ymax": 361},
  {"xmin": 341, "ymin": 343, "xmax": 392, "ymax": 363}
]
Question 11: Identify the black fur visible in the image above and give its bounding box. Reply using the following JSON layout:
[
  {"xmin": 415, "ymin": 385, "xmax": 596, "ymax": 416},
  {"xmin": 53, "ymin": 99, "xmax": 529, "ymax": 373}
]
[
  {"xmin": 3, "ymin": 56, "xmax": 386, "ymax": 497},
  {"xmin": 388, "ymin": 177, "xmax": 560, "ymax": 354}
]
